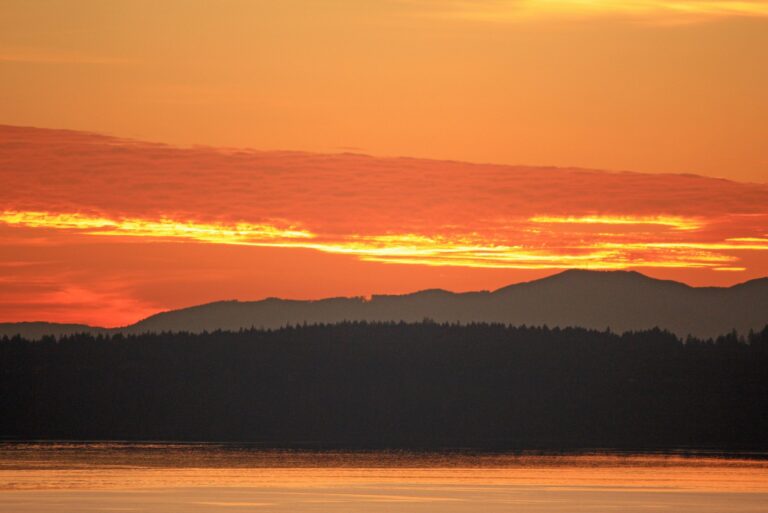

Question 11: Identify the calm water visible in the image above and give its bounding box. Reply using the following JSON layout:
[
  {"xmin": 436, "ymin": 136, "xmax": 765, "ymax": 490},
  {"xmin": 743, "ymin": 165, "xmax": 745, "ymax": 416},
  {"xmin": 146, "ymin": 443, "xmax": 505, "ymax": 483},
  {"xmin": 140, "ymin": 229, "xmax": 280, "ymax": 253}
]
[{"xmin": 1, "ymin": 443, "xmax": 767, "ymax": 512}]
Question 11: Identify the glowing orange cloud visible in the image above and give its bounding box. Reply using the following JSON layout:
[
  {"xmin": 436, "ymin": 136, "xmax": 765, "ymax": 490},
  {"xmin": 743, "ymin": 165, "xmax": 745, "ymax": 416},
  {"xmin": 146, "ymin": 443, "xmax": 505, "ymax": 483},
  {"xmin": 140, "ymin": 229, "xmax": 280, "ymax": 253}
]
[
  {"xmin": 431, "ymin": 0, "xmax": 768, "ymax": 21},
  {"xmin": 3, "ymin": 209, "xmax": 767, "ymax": 272},
  {"xmin": 528, "ymin": 215, "xmax": 704, "ymax": 231},
  {"xmin": 0, "ymin": 211, "xmax": 313, "ymax": 244},
  {"xmin": 0, "ymin": 125, "xmax": 766, "ymax": 326}
]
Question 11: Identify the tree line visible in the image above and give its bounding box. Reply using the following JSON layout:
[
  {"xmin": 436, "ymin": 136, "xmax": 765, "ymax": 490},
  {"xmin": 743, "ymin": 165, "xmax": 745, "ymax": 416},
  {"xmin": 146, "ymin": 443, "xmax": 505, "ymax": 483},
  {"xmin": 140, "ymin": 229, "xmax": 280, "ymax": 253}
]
[{"xmin": 2, "ymin": 322, "xmax": 767, "ymax": 450}]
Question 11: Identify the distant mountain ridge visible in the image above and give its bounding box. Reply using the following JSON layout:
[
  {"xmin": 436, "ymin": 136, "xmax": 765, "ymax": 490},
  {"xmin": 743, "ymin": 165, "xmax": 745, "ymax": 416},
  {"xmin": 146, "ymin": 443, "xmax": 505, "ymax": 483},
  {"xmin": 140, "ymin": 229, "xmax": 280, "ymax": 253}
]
[
  {"xmin": 2, "ymin": 270, "xmax": 768, "ymax": 339},
  {"xmin": 0, "ymin": 322, "xmax": 109, "ymax": 339}
]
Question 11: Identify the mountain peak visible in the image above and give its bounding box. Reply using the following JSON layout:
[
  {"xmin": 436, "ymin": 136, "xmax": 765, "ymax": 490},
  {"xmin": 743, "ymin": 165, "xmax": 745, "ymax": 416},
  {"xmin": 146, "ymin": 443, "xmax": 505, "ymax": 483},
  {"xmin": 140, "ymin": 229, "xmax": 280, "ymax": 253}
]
[
  {"xmin": 550, "ymin": 269, "xmax": 651, "ymax": 280},
  {"xmin": 493, "ymin": 269, "xmax": 663, "ymax": 294}
]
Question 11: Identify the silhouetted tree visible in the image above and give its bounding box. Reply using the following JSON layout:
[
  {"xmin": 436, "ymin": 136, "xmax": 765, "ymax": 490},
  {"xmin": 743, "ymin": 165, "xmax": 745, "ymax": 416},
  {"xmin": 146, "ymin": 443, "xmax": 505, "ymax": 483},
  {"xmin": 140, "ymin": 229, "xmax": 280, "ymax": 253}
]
[{"xmin": 1, "ymin": 323, "xmax": 766, "ymax": 450}]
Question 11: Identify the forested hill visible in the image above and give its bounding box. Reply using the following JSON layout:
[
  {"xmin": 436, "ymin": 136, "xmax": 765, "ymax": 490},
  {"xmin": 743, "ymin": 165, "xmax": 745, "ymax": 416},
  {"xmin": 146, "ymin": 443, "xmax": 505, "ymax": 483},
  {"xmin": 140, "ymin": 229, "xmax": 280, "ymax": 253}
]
[
  {"xmin": 3, "ymin": 270, "xmax": 768, "ymax": 340},
  {"xmin": 2, "ymin": 322, "xmax": 767, "ymax": 450}
]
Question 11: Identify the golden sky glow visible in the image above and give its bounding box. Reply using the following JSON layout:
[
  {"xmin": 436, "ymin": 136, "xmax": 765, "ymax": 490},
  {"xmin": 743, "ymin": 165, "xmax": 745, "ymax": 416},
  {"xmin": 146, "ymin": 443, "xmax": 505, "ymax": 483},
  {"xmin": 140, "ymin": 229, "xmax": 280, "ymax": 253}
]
[
  {"xmin": 1, "ymin": 207, "xmax": 762, "ymax": 312},
  {"xmin": 6, "ymin": 209, "xmax": 764, "ymax": 271},
  {"xmin": 0, "ymin": 211, "xmax": 313, "ymax": 244},
  {"xmin": 528, "ymin": 215, "xmax": 704, "ymax": 230}
]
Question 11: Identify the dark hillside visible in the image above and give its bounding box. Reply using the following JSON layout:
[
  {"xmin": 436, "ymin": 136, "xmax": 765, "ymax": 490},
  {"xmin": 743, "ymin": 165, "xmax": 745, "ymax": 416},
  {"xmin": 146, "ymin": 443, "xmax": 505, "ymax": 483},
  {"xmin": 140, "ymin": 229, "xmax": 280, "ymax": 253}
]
[{"xmin": 2, "ymin": 322, "xmax": 767, "ymax": 450}]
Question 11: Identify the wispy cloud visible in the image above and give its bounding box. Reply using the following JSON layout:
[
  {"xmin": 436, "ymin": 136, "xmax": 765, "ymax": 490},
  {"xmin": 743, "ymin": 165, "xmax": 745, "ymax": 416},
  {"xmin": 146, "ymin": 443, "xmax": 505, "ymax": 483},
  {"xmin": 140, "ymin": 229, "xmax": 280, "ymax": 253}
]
[
  {"xmin": 407, "ymin": 0, "xmax": 768, "ymax": 22},
  {"xmin": 8, "ymin": 210, "xmax": 764, "ymax": 271}
]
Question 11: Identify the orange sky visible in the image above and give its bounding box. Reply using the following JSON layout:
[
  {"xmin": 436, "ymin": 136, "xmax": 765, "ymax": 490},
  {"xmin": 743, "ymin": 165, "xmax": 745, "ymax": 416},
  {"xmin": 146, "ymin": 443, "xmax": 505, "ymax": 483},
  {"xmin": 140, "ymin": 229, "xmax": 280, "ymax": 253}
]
[
  {"xmin": 1, "ymin": 1, "xmax": 767, "ymax": 180},
  {"xmin": 1, "ymin": 1, "xmax": 767, "ymax": 326},
  {"xmin": 1, "ymin": 125, "xmax": 767, "ymax": 326}
]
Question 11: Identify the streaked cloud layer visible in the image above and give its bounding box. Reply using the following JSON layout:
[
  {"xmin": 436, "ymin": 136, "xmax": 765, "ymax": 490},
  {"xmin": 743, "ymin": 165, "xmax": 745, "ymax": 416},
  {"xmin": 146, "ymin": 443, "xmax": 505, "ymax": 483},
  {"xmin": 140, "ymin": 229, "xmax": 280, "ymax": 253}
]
[
  {"xmin": 1, "ymin": 125, "xmax": 766, "ymax": 325},
  {"xmin": 421, "ymin": 0, "xmax": 768, "ymax": 20}
]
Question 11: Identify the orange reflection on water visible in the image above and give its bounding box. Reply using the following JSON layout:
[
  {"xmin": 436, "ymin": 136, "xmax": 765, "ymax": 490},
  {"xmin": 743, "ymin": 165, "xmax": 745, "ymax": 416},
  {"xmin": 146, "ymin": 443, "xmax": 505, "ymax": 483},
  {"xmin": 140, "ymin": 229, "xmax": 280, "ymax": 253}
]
[
  {"xmin": 2, "ymin": 445, "xmax": 768, "ymax": 513},
  {"xmin": 1, "ymin": 444, "xmax": 767, "ymax": 493}
]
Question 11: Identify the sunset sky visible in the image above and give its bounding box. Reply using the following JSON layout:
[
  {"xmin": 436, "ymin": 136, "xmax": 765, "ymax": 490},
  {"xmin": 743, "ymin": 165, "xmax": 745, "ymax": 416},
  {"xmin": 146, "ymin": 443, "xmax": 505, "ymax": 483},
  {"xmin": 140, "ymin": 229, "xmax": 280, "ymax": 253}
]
[{"xmin": 1, "ymin": 1, "xmax": 767, "ymax": 326}]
